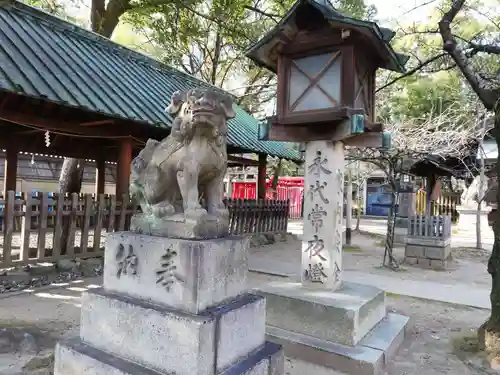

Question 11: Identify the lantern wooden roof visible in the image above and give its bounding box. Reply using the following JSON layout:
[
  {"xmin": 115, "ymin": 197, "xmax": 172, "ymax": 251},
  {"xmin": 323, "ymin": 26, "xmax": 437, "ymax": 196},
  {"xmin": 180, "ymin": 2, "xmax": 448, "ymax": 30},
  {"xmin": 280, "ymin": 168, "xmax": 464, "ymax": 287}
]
[{"xmin": 246, "ymin": 0, "xmax": 409, "ymax": 74}]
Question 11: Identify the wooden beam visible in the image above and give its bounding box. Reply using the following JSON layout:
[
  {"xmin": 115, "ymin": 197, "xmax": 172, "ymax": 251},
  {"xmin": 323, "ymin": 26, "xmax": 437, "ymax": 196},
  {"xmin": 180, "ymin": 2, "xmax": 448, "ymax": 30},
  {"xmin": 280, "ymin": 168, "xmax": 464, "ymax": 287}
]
[
  {"xmin": 0, "ymin": 95, "xmax": 11, "ymax": 113},
  {"xmin": 227, "ymin": 155, "xmax": 260, "ymax": 166},
  {"xmin": 343, "ymin": 132, "xmax": 384, "ymax": 148},
  {"xmin": 17, "ymin": 129, "xmax": 43, "ymax": 135},
  {"xmin": 0, "ymin": 107, "xmax": 128, "ymax": 138},
  {"xmin": 116, "ymin": 138, "xmax": 133, "ymax": 197},
  {"xmin": 0, "ymin": 134, "xmax": 116, "ymax": 161},
  {"xmin": 81, "ymin": 120, "xmax": 115, "ymax": 126},
  {"xmin": 266, "ymin": 111, "xmax": 381, "ymax": 142},
  {"xmin": 3, "ymin": 145, "xmax": 18, "ymax": 196},
  {"xmin": 331, "ymin": 119, "xmax": 364, "ymax": 142}
]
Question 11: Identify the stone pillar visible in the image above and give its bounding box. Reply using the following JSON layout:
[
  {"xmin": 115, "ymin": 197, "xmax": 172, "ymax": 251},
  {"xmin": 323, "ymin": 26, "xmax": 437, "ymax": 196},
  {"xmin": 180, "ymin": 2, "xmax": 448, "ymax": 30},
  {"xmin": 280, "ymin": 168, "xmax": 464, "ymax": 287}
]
[
  {"xmin": 95, "ymin": 157, "xmax": 106, "ymax": 196},
  {"xmin": 302, "ymin": 140, "xmax": 344, "ymax": 290},
  {"xmin": 3, "ymin": 146, "xmax": 18, "ymax": 197},
  {"xmin": 258, "ymin": 140, "xmax": 409, "ymax": 375},
  {"xmin": 395, "ymin": 182, "xmax": 416, "ymax": 228}
]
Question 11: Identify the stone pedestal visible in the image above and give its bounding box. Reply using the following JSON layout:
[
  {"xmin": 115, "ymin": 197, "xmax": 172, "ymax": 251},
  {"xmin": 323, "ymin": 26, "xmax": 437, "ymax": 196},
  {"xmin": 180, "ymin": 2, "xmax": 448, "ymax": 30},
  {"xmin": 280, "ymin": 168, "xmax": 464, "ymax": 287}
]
[
  {"xmin": 54, "ymin": 232, "xmax": 283, "ymax": 375},
  {"xmin": 257, "ymin": 281, "xmax": 408, "ymax": 375},
  {"xmin": 404, "ymin": 215, "xmax": 452, "ymax": 270}
]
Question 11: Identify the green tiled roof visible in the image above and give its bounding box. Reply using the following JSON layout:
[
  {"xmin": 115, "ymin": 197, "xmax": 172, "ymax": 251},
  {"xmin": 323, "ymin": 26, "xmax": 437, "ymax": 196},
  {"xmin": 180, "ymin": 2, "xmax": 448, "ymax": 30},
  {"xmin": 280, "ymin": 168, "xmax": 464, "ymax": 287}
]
[{"xmin": 0, "ymin": 0, "xmax": 302, "ymax": 161}]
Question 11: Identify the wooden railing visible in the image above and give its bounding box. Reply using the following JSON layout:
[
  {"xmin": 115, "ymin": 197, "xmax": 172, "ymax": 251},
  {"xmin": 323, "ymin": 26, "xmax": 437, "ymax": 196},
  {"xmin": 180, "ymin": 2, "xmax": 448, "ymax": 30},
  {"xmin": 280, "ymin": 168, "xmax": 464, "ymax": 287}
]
[
  {"xmin": 0, "ymin": 192, "xmax": 290, "ymax": 268},
  {"xmin": 416, "ymin": 191, "xmax": 461, "ymax": 223},
  {"xmin": 226, "ymin": 199, "xmax": 290, "ymax": 235},
  {"xmin": 407, "ymin": 215, "xmax": 452, "ymax": 240}
]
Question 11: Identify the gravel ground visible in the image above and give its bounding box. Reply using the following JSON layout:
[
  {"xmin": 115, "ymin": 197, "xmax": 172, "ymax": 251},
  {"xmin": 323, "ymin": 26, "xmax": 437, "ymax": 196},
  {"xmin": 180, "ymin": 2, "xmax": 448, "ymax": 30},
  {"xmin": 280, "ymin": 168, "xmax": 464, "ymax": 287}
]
[
  {"xmin": 0, "ymin": 229, "xmax": 107, "ymax": 258},
  {"xmin": 251, "ymin": 231, "xmax": 492, "ymax": 287},
  {"xmin": 0, "ymin": 229, "xmax": 496, "ymax": 374},
  {"xmin": 0, "ymin": 272, "xmax": 494, "ymax": 375}
]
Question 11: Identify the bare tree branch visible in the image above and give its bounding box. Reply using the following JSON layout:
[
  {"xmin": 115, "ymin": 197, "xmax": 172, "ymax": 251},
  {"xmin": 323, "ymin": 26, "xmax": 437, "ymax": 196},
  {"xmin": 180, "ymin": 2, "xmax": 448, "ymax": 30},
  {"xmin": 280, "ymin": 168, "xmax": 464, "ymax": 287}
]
[
  {"xmin": 400, "ymin": 0, "xmax": 440, "ymax": 17},
  {"xmin": 376, "ymin": 53, "xmax": 447, "ymax": 92},
  {"xmin": 243, "ymin": 5, "xmax": 280, "ymax": 23},
  {"xmin": 438, "ymin": 0, "xmax": 498, "ymax": 110},
  {"xmin": 469, "ymin": 42, "xmax": 500, "ymax": 55}
]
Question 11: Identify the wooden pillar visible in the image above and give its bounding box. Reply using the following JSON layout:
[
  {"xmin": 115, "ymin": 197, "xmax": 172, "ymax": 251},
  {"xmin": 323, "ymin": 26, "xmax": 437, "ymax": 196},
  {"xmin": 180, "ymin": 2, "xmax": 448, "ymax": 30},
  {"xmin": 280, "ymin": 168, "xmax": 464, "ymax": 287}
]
[
  {"xmin": 257, "ymin": 153, "xmax": 267, "ymax": 199},
  {"xmin": 116, "ymin": 138, "xmax": 133, "ymax": 198},
  {"xmin": 3, "ymin": 146, "xmax": 18, "ymax": 197},
  {"xmin": 95, "ymin": 157, "xmax": 106, "ymax": 196}
]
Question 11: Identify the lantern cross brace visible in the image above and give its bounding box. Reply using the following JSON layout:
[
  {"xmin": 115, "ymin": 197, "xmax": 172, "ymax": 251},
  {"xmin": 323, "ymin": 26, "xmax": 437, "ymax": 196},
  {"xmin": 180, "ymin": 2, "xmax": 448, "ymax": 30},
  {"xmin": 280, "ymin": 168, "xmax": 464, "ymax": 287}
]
[
  {"xmin": 289, "ymin": 51, "xmax": 341, "ymax": 111},
  {"xmin": 354, "ymin": 62, "xmax": 371, "ymax": 114}
]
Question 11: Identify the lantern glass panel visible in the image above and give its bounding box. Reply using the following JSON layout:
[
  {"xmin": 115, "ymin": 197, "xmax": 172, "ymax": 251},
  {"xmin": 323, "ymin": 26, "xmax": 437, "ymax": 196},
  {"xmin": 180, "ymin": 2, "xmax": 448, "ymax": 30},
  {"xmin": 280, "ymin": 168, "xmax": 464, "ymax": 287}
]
[
  {"xmin": 294, "ymin": 86, "xmax": 332, "ymax": 111},
  {"xmin": 288, "ymin": 66, "xmax": 310, "ymax": 105},
  {"xmin": 288, "ymin": 51, "xmax": 342, "ymax": 112}
]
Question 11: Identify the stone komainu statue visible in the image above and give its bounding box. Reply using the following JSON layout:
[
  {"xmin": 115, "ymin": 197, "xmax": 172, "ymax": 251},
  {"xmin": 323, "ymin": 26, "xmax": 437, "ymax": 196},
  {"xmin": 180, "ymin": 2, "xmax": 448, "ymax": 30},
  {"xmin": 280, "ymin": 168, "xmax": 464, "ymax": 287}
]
[{"xmin": 129, "ymin": 88, "xmax": 236, "ymax": 239}]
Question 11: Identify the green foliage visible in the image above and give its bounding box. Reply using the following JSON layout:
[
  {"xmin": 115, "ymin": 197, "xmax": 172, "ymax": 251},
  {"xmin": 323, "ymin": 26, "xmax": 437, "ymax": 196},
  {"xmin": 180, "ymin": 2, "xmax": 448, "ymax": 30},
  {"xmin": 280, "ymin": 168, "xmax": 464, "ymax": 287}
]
[
  {"xmin": 22, "ymin": 0, "xmax": 80, "ymax": 23},
  {"xmin": 375, "ymin": 1, "xmax": 498, "ymax": 126},
  {"xmin": 23, "ymin": 0, "xmax": 65, "ymax": 15},
  {"xmin": 120, "ymin": 0, "xmax": 379, "ymax": 115},
  {"xmin": 377, "ymin": 71, "xmax": 475, "ymax": 125}
]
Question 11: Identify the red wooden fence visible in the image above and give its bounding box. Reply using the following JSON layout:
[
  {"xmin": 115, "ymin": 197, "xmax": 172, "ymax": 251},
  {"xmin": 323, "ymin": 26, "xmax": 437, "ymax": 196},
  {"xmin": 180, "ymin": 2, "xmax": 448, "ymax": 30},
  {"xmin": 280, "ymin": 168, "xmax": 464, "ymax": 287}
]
[{"xmin": 231, "ymin": 178, "xmax": 304, "ymax": 219}]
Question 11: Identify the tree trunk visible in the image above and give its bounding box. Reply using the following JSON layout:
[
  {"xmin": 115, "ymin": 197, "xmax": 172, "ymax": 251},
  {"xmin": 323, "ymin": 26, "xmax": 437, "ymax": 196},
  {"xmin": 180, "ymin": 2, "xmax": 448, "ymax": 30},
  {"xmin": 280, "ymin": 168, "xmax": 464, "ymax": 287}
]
[
  {"xmin": 56, "ymin": 0, "xmax": 124, "ymax": 253},
  {"xmin": 476, "ymin": 201, "xmax": 482, "ymax": 250},
  {"xmin": 355, "ymin": 205, "xmax": 361, "ymax": 231},
  {"xmin": 270, "ymin": 159, "xmax": 282, "ymax": 199},
  {"xmin": 383, "ymin": 185, "xmax": 399, "ymax": 269},
  {"xmin": 345, "ymin": 169, "xmax": 352, "ymax": 245},
  {"xmin": 58, "ymin": 158, "xmax": 84, "ymax": 254},
  {"xmin": 480, "ymin": 107, "xmax": 500, "ymax": 354},
  {"xmin": 355, "ymin": 175, "xmax": 363, "ymax": 232},
  {"xmin": 477, "ymin": 114, "xmax": 487, "ymax": 249},
  {"xmin": 59, "ymin": 158, "xmax": 84, "ymax": 194}
]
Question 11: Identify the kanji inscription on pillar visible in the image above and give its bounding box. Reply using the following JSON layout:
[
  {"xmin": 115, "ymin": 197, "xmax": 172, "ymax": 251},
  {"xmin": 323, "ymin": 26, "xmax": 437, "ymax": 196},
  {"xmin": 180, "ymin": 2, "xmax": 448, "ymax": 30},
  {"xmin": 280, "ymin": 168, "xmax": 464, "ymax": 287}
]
[
  {"xmin": 308, "ymin": 204, "xmax": 327, "ymax": 233},
  {"xmin": 302, "ymin": 140, "xmax": 344, "ymax": 290}
]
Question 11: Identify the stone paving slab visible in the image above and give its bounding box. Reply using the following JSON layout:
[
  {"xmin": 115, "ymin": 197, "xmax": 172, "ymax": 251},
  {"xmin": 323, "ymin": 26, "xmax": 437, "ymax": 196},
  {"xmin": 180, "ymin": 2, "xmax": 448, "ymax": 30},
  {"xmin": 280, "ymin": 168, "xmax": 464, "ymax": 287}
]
[{"xmin": 248, "ymin": 257, "xmax": 491, "ymax": 310}]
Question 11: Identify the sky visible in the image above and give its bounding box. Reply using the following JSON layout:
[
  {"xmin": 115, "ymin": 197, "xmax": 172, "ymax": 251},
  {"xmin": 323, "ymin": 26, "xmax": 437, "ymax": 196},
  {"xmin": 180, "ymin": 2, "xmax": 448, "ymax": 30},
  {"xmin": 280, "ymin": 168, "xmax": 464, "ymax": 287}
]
[
  {"xmin": 64, "ymin": 0, "xmax": 439, "ymax": 30},
  {"xmin": 366, "ymin": 0, "xmax": 437, "ymax": 26},
  {"xmin": 59, "ymin": 0, "xmax": 448, "ymax": 117}
]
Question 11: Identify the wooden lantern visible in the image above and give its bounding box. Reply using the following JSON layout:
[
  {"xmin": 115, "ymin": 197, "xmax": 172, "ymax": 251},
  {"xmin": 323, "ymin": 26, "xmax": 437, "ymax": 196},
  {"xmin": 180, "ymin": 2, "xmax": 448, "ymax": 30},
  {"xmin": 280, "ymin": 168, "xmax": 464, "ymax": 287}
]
[{"xmin": 246, "ymin": 0, "xmax": 409, "ymax": 142}]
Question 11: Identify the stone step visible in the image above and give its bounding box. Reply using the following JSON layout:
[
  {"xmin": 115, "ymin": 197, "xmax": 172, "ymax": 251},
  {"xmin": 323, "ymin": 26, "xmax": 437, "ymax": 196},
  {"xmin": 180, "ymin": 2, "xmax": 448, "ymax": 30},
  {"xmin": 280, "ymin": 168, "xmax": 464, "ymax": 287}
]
[
  {"xmin": 266, "ymin": 313, "xmax": 409, "ymax": 375},
  {"xmin": 79, "ymin": 288, "xmax": 266, "ymax": 375},
  {"xmin": 105, "ymin": 232, "xmax": 249, "ymax": 314},
  {"xmin": 256, "ymin": 281, "xmax": 386, "ymax": 347},
  {"xmin": 55, "ymin": 338, "xmax": 284, "ymax": 375}
]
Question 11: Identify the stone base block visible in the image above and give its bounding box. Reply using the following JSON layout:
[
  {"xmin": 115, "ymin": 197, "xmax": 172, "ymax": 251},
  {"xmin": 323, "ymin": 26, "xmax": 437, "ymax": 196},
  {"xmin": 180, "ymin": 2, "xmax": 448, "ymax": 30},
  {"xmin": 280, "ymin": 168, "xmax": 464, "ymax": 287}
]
[
  {"xmin": 394, "ymin": 217, "xmax": 409, "ymax": 229},
  {"xmin": 405, "ymin": 243, "xmax": 451, "ymax": 261},
  {"xmin": 404, "ymin": 257, "xmax": 450, "ymax": 270},
  {"xmin": 80, "ymin": 288, "xmax": 265, "ymax": 375},
  {"xmin": 267, "ymin": 313, "xmax": 408, "ymax": 375},
  {"xmin": 130, "ymin": 212, "xmax": 229, "ymax": 240},
  {"xmin": 256, "ymin": 281, "xmax": 386, "ymax": 347},
  {"xmin": 55, "ymin": 338, "xmax": 284, "ymax": 375},
  {"xmin": 406, "ymin": 236, "xmax": 450, "ymax": 248},
  {"xmin": 105, "ymin": 232, "xmax": 249, "ymax": 314}
]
